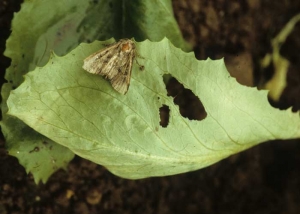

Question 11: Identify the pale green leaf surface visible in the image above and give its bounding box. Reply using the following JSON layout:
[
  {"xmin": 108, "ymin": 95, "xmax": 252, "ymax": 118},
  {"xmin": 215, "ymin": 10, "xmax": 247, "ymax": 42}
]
[{"xmin": 7, "ymin": 39, "xmax": 300, "ymax": 179}]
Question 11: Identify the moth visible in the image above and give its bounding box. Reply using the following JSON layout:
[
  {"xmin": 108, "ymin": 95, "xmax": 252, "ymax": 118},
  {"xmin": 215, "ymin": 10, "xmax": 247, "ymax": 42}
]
[{"xmin": 82, "ymin": 39, "xmax": 138, "ymax": 95}]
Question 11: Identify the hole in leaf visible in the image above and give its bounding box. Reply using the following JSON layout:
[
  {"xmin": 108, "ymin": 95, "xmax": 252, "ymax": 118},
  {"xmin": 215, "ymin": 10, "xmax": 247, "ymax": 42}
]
[
  {"xmin": 164, "ymin": 75, "xmax": 207, "ymax": 121},
  {"xmin": 159, "ymin": 105, "xmax": 170, "ymax": 127}
]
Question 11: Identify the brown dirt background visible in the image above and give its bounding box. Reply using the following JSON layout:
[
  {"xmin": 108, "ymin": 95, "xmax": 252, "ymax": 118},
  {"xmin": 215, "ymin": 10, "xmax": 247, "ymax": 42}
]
[{"xmin": 1, "ymin": 0, "xmax": 300, "ymax": 213}]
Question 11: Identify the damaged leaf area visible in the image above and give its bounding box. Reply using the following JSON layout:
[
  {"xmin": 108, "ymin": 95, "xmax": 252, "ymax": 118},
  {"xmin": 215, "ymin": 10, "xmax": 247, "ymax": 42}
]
[{"xmin": 7, "ymin": 38, "xmax": 300, "ymax": 179}]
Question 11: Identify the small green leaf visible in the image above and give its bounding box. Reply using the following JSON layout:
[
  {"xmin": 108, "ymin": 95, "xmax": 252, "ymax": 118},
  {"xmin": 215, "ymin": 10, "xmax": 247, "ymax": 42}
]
[
  {"xmin": 2, "ymin": 0, "xmax": 87, "ymax": 183},
  {"xmin": 1, "ymin": 84, "xmax": 74, "ymax": 184},
  {"xmin": 7, "ymin": 39, "xmax": 300, "ymax": 179},
  {"xmin": 262, "ymin": 13, "xmax": 300, "ymax": 101}
]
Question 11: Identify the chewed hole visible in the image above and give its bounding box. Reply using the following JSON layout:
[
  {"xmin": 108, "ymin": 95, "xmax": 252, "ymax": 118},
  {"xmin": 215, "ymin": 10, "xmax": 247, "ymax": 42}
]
[
  {"xmin": 159, "ymin": 105, "xmax": 170, "ymax": 127},
  {"xmin": 164, "ymin": 75, "xmax": 207, "ymax": 121}
]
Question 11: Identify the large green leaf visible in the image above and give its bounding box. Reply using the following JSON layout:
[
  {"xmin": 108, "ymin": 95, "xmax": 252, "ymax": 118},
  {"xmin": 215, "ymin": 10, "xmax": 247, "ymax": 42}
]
[
  {"xmin": 2, "ymin": 0, "xmax": 191, "ymax": 182},
  {"xmin": 7, "ymin": 38, "xmax": 300, "ymax": 179}
]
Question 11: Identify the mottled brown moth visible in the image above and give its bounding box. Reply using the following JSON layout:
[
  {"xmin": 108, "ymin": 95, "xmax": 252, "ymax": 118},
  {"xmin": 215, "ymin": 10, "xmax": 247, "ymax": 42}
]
[{"xmin": 82, "ymin": 39, "xmax": 137, "ymax": 95}]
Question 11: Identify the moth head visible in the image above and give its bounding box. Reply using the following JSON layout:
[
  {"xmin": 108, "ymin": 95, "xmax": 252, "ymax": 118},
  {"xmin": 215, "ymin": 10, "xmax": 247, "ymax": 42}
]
[{"xmin": 121, "ymin": 41, "xmax": 135, "ymax": 53}]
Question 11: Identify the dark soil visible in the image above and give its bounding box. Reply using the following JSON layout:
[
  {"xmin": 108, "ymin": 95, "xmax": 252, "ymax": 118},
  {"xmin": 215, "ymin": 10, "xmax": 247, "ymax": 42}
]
[{"xmin": 1, "ymin": 0, "xmax": 300, "ymax": 213}]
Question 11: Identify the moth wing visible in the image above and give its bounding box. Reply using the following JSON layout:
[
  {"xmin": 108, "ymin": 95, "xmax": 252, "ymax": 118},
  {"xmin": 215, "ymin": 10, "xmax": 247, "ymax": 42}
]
[
  {"xmin": 111, "ymin": 73, "xmax": 130, "ymax": 95},
  {"xmin": 110, "ymin": 57, "xmax": 133, "ymax": 94},
  {"xmin": 83, "ymin": 50, "xmax": 106, "ymax": 74},
  {"xmin": 82, "ymin": 45, "xmax": 118, "ymax": 77}
]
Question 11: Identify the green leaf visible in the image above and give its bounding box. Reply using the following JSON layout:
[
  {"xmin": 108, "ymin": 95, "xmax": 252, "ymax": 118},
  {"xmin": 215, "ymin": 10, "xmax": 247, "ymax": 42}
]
[
  {"xmin": 262, "ymin": 13, "xmax": 300, "ymax": 101},
  {"xmin": 2, "ymin": 0, "xmax": 189, "ymax": 182},
  {"xmin": 123, "ymin": 0, "xmax": 191, "ymax": 50},
  {"xmin": 2, "ymin": 0, "xmax": 87, "ymax": 183},
  {"xmin": 7, "ymin": 38, "xmax": 300, "ymax": 179},
  {"xmin": 1, "ymin": 84, "xmax": 74, "ymax": 184},
  {"xmin": 79, "ymin": 0, "xmax": 191, "ymax": 50}
]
